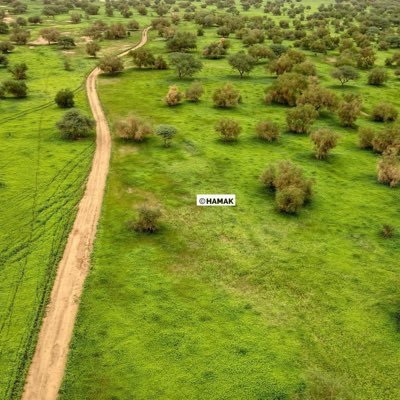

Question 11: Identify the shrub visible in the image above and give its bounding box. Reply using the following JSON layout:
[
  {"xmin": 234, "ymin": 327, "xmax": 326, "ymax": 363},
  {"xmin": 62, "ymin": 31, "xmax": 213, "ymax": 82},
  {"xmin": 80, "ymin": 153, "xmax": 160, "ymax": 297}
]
[
  {"xmin": 98, "ymin": 55, "xmax": 124, "ymax": 74},
  {"xmin": 55, "ymin": 89, "xmax": 74, "ymax": 108},
  {"xmin": 156, "ymin": 124, "xmax": 177, "ymax": 147},
  {"xmin": 372, "ymin": 126, "xmax": 400, "ymax": 153},
  {"xmin": 56, "ymin": 109, "xmax": 94, "ymax": 140},
  {"xmin": 331, "ymin": 65, "xmax": 359, "ymax": 86},
  {"xmin": 255, "ymin": 120, "xmax": 280, "ymax": 141},
  {"xmin": 337, "ymin": 94, "xmax": 362, "ymax": 127},
  {"xmin": 381, "ymin": 224, "xmax": 395, "ymax": 238},
  {"xmin": 260, "ymin": 160, "xmax": 313, "ymax": 214},
  {"xmin": 2, "ymin": 79, "xmax": 27, "ymax": 97},
  {"xmin": 203, "ymin": 41, "xmax": 227, "ymax": 59},
  {"xmin": 215, "ymin": 118, "xmax": 241, "ymax": 142},
  {"xmin": 0, "ymin": 41, "xmax": 14, "ymax": 54},
  {"xmin": 166, "ymin": 32, "xmax": 197, "ymax": 52},
  {"xmin": 286, "ymin": 104, "xmax": 318, "ymax": 134},
  {"xmin": 358, "ymin": 127, "xmax": 375, "ymax": 149},
  {"xmin": 368, "ymin": 68, "xmax": 388, "ymax": 86},
  {"xmin": 310, "ymin": 129, "xmax": 339, "ymax": 159},
  {"xmin": 130, "ymin": 204, "xmax": 161, "ymax": 233},
  {"xmin": 265, "ymin": 72, "xmax": 308, "ymax": 106},
  {"xmin": 185, "ymin": 81, "xmax": 204, "ymax": 102},
  {"xmin": 86, "ymin": 41, "xmax": 100, "ymax": 57},
  {"xmin": 371, "ymin": 103, "xmax": 398, "ymax": 123},
  {"xmin": 164, "ymin": 85, "xmax": 183, "ymax": 106},
  {"xmin": 154, "ymin": 55, "xmax": 168, "ymax": 70},
  {"xmin": 212, "ymin": 83, "xmax": 241, "ymax": 108},
  {"xmin": 292, "ymin": 61, "xmax": 317, "ymax": 76},
  {"xmin": 9, "ymin": 63, "xmax": 27, "ymax": 80},
  {"xmin": 115, "ymin": 115, "xmax": 152, "ymax": 141},
  {"xmin": 0, "ymin": 55, "xmax": 9, "ymax": 67},
  {"xmin": 130, "ymin": 48, "xmax": 155, "ymax": 68},
  {"xmin": 296, "ymin": 85, "xmax": 338, "ymax": 113},
  {"xmin": 377, "ymin": 151, "xmax": 400, "ymax": 188}
]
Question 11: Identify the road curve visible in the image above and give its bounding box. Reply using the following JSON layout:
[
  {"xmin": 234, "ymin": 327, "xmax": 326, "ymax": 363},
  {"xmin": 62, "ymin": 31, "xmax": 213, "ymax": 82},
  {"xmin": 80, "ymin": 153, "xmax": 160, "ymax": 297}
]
[{"xmin": 22, "ymin": 27, "xmax": 151, "ymax": 400}]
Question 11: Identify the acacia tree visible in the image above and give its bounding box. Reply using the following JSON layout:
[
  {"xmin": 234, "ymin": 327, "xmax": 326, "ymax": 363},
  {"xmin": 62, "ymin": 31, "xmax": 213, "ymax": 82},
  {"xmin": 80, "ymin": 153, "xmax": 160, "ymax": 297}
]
[
  {"xmin": 169, "ymin": 53, "xmax": 202, "ymax": 79},
  {"xmin": 331, "ymin": 66, "xmax": 359, "ymax": 85},
  {"xmin": 228, "ymin": 51, "xmax": 256, "ymax": 78}
]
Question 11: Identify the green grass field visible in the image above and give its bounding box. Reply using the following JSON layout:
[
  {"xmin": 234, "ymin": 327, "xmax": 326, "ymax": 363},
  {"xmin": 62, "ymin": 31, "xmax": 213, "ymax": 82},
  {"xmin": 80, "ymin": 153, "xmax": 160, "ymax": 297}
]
[
  {"xmin": 0, "ymin": 5, "xmax": 145, "ymax": 397},
  {"xmin": 60, "ymin": 20, "xmax": 400, "ymax": 400}
]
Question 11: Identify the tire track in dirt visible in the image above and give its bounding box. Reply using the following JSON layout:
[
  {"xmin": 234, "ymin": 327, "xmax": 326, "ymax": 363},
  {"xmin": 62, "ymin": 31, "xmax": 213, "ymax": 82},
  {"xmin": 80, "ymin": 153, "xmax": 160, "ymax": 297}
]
[{"xmin": 21, "ymin": 27, "xmax": 150, "ymax": 400}]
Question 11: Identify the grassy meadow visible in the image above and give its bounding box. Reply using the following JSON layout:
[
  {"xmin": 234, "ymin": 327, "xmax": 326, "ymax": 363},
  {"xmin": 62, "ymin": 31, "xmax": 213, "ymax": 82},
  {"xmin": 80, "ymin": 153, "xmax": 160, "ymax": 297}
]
[
  {"xmin": 0, "ymin": 4, "xmax": 145, "ymax": 397},
  {"xmin": 60, "ymin": 15, "xmax": 400, "ymax": 400}
]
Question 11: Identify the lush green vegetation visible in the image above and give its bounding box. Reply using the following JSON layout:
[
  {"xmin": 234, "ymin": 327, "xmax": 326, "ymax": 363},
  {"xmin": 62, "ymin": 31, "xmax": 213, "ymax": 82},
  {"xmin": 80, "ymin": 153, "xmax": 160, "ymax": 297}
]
[
  {"xmin": 59, "ymin": 2, "xmax": 400, "ymax": 399},
  {"xmin": 1, "ymin": 0, "xmax": 400, "ymax": 398}
]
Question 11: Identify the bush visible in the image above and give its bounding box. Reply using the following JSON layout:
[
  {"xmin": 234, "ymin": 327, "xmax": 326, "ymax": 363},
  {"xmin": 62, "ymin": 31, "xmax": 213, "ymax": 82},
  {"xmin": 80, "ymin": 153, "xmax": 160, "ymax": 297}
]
[
  {"xmin": 255, "ymin": 120, "xmax": 280, "ymax": 141},
  {"xmin": 2, "ymin": 79, "xmax": 27, "ymax": 97},
  {"xmin": 185, "ymin": 81, "xmax": 204, "ymax": 102},
  {"xmin": 260, "ymin": 160, "xmax": 313, "ymax": 214},
  {"xmin": 98, "ymin": 55, "xmax": 124, "ymax": 74},
  {"xmin": 9, "ymin": 63, "xmax": 27, "ymax": 80},
  {"xmin": 164, "ymin": 85, "xmax": 183, "ymax": 106},
  {"xmin": 337, "ymin": 94, "xmax": 362, "ymax": 127},
  {"xmin": 381, "ymin": 224, "xmax": 395, "ymax": 238},
  {"xmin": 156, "ymin": 124, "xmax": 177, "ymax": 147},
  {"xmin": 286, "ymin": 104, "xmax": 318, "ymax": 134},
  {"xmin": 203, "ymin": 41, "xmax": 227, "ymax": 59},
  {"xmin": 86, "ymin": 41, "xmax": 100, "ymax": 57},
  {"xmin": 377, "ymin": 151, "xmax": 400, "ymax": 188},
  {"xmin": 265, "ymin": 72, "xmax": 308, "ymax": 106},
  {"xmin": 368, "ymin": 68, "xmax": 388, "ymax": 86},
  {"xmin": 115, "ymin": 115, "xmax": 152, "ymax": 141},
  {"xmin": 358, "ymin": 127, "xmax": 375, "ymax": 149},
  {"xmin": 372, "ymin": 126, "xmax": 400, "ymax": 153},
  {"xmin": 371, "ymin": 103, "xmax": 398, "ymax": 123},
  {"xmin": 56, "ymin": 109, "xmax": 94, "ymax": 140},
  {"xmin": 212, "ymin": 83, "xmax": 241, "ymax": 108},
  {"xmin": 54, "ymin": 89, "xmax": 74, "ymax": 108},
  {"xmin": 154, "ymin": 55, "xmax": 168, "ymax": 70},
  {"xmin": 130, "ymin": 48, "xmax": 155, "ymax": 68},
  {"xmin": 0, "ymin": 55, "xmax": 8, "ymax": 67},
  {"xmin": 296, "ymin": 84, "xmax": 338, "ymax": 113},
  {"xmin": 130, "ymin": 204, "xmax": 161, "ymax": 233},
  {"xmin": 215, "ymin": 118, "xmax": 241, "ymax": 142},
  {"xmin": 310, "ymin": 129, "xmax": 339, "ymax": 159}
]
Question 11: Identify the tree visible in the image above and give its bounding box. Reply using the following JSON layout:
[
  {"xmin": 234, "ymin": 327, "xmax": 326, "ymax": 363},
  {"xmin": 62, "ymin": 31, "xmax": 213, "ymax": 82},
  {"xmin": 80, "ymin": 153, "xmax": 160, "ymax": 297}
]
[
  {"xmin": 2, "ymin": 80, "xmax": 27, "ymax": 97},
  {"xmin": 337, "ymin": 94, "xmax": 362, "ymax": 127},
  {"xmin": 228, "ymin": 51, "xmax": 256, "ymax": 78},
  {"xmin": 310, "ymin": 129, "xmax": 339, "ymax": 159},
  {"xmin": 169, "ymin": 53, "xmax": 202, "ymax": 79},
  {"xmin": 260, "ymin": 160, "xmax": 313, "ymax": 214},
  {"xmin": 164, "ymin": 85, "xmax": 183, "ymax": 106},
  {"xmin": 55, "ymin": 89, "xmax": 74, "ymax": 108},
  {"xmin": 256, "ymin": 120, "xmax": 280, "ymax": 141},
  {"xmin": 156, "ymin": 124, "xmax": 177, "ymax": 147},
  {"xmin": 265, "ymin": 72, "xmax": 308, "ymax": 106},
  {"xmin": 86, "ymin": 41, "xmax": 100, "ymax": 57},
  {"xmin": 372, "ymin": 126, "xmax": 400, "ymax": 154},
  {"xmin": 377, "ymin": 150, "xmax": 400, "ymax": 188},
  {"xmin": 70, "ymin": 12, "xmax": 81, "ymax": 24},
  {"xmin": 104, "ymin": 23, "xmax": 126, "ymax": 40},
  {"xmin": 331, "ymin": 66, "xmax": 359, "ymax": 86},
  {"xmin": 10, "ymin": 28, "xmax": 31, "ymax": 45},
  {"xmin": 40, "ymin": 27, "xmax": 60, "ymax": 44},
  {"xmin": 58, "ymin": 36, "xmax": 75, "ymax": 49},
  {"xmin": 0, "ymin": 41, "xmax": 14, "ymax": 54},
  {"xmin": 368, "ymin": 68, "xmax": 388, "ymax": 86},
  {"xmin": 212, "ymin": 83, "xmax": 241, "ymax": 108},
  {"xmin": 0, "ymin": 55, "xmax": 8, "ymax": 68},
  {"xmin": 98, "ymin": 56, "xmax": 124, "ymax": 74},
  {"xmin": 130, "ymin": 48, "xmax": 155, "ymax": 68},
  {"xmin": 56, "ymin": 109, "xmax": 94, "ymax": 140},
  {"xmin": 166, "ymin": 32, "xmax": 197, "ymax": 52},
  {"xmin": 185, "ymin": 81, "xmax": 204, "ymax": 102},
  {"xmin": 130, "ymin": 204, "xmax": 161, "ymax": 233},
  {"xmin": 248, "ymin": 44, "xmax": 274, "ymax": 62},
  {"xmin": 115, "ymin": 115, "xmax": 153, "ymax": 141},
  {"xmin": 203, "ymin": 41, "xmax": 227, "ymax": 59},
  {"xmin": 215, "ymin": 118, "xmax": 241, "ymax": 142},
  {"xmin": 292, "ymin": 61, "xmax": 317, "ymax": 76},
  {"xmin": 286, "ymin": 104, "xmax": 318, "ymax": 134},
  {"xmin": 371, "ymin": 103, "xmax": 398, "ymax": 123},
  {"xmin": 9, "ymin": 63, "xmax": 27, "ymax": 80},
  {"xmin": 154, "ymin": 56, "xmax": 168, "ymax": 70},
  {"xmin": 297, "ymin": 85, "xmax": 338, "ymax": 113}
]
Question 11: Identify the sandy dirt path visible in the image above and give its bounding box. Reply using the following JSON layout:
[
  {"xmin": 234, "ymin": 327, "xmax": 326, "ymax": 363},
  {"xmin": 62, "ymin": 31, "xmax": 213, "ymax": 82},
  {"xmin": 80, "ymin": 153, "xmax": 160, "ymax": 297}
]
[{"xmin": 22, "ymin": 27, "xmax": 150, "ymax": 400}]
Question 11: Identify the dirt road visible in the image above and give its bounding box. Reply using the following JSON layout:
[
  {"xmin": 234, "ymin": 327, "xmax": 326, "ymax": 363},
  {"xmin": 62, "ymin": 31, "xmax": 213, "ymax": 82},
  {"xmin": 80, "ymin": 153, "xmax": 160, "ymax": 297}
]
[{"xmin": 22, "ymin": 27, "xmax": 150, "ymax": 400}]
